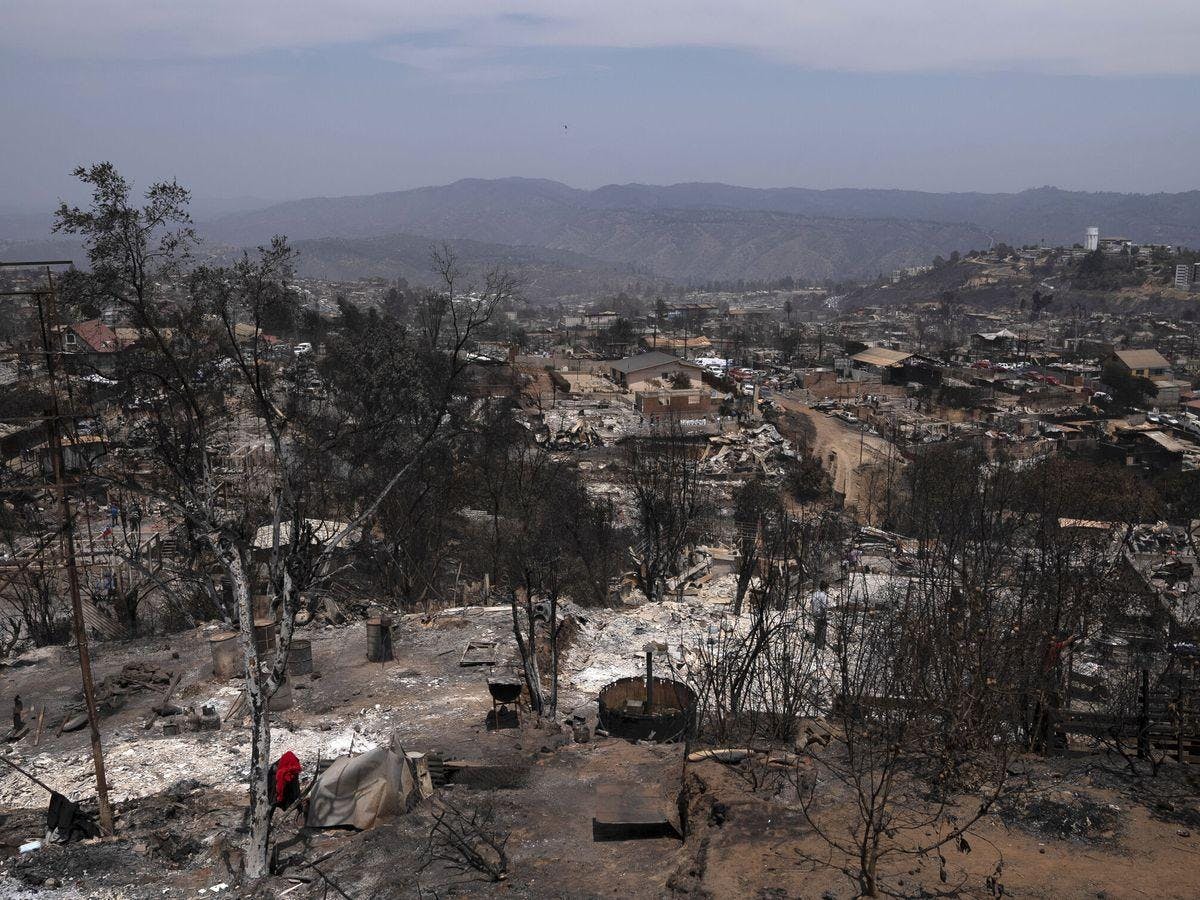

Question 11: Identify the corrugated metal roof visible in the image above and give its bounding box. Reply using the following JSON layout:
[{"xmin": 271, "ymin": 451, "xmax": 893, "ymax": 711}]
[
  {"xmin": 850, "ymin": 347, "xmax": 913, "ymax": 368},
  {"xmin": 1115, "ymin": 348, "xmax": 1170, "ymax": 370},
  {"xmin": 1142, "ymin": 430, "xmax": 1191, "ymax": 453},
  {"xmin": 252, "ymin": 518, "xmax": 357, "ymax": 550},
  {"xmin": 611, "ymin": 351, "xmax": 695, "ymax": 374}
]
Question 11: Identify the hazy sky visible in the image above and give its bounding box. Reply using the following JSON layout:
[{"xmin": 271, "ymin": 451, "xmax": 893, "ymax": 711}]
[{"xmin": 3, "ymin": 1, "xmax": 1199, "ymax": 212}]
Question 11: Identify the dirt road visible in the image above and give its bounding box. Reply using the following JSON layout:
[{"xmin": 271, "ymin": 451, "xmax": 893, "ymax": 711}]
[{"xmin": 774, "ymin": 391, "xmax": 899, "ymax": 517}]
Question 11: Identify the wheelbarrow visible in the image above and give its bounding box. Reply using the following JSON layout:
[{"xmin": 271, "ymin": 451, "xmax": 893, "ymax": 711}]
[{"xmin": 487, "ymin": 679, "xmax": 523, "ymax": 728}]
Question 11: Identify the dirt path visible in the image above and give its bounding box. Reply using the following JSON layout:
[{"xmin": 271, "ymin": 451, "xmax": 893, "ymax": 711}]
[
  {"xmin": 682, "ymin": 757, "xmax": 1200, "ymax": 899},
  {"xmin": 774, "ymin": 391, "xmax": 899, "ymax": 518}
]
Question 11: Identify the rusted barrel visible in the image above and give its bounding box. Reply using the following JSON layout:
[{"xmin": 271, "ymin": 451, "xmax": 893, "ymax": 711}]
[
  {"xmin": 268, "ymin": 677, "xmax": 293, "ymax": 711},
  {"xmin": 597, "ymin": 676, "xmax": 696, "ymax": 743},
  {"xmin": 287, "ymin": 639, "xmax": 313, "ymax": 676},
  {"xmin": 253, "ymin": 593, "xmax": 272, "ymax": 620},
  {"xmin": 209, "ymin": 631, "xmax": 240, "ymax": 681},
  {"xmin": 366, "ymin": 616, "xmax": 393, "ymax": 662},
  {"xmin": 253, "ymin": 618, "xmax": 277, "ymax": 659}
]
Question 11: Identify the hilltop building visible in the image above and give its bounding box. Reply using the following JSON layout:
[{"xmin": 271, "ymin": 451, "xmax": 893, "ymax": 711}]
[
  {"xmin": 1112, "ymin": 349, "xmax": 1171, "ymax": 379},
  {"xmin": 1175, "ymin": 264, "xmax": 1200, "ymax": 291}
]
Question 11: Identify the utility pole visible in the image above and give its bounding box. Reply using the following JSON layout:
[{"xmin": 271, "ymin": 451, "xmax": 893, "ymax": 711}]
[
  {"xmin": 1, "ymin": 260, "xmax": 114, "ymax": 834},
  {"xmin": 43, "ymin": 265, "xmax": 113, "ymax": 834}
]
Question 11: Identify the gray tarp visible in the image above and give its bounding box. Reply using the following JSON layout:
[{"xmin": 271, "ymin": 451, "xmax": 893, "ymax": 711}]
[{"xmin": 305, "ymin": 740, "xmax": 415, "ymax": 830}]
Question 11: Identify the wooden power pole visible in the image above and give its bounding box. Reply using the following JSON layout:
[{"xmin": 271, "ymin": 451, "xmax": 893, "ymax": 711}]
[{"xmin": 1, "ymin": 260, "xmax": 114, "ymax": 834}]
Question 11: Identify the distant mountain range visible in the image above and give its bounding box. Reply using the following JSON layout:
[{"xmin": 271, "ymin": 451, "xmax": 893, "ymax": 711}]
[
  {"xmin": 202, "ymin": 178, "xmax": 994, "ymax": 283},
  {"xmin": 574, "ymin": 182, "xmax": 1200, "ymax": 248},
  {"xmin": 5, "ymin": 179, "xmax": 1199, "ymax": 293},
  {"xmin": 201, "ymin": 179, "xmax": 1200, "ymax": 286}
]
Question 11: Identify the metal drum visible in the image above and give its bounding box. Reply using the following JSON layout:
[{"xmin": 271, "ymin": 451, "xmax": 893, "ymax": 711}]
[
  {"xmin": 287, "ymin": 639, "xmax": 313, "ymax": 676},
  {"xmin": 253, "ymin": 618, "xmax": 277, "ymax": 659},
  {"xmin": 268, "ymin": 677, "xmax": 293, "ymax": 711},
  {"xmin": 597, "ymin": 676, "xmax": 696, "ymax": 743},
  {"xmin": 366, "ymin": 616, "xmax": 394, "ymax": 662},
  {"xmin": 209, "ymin": 631, "xmax": 240, "ymax": 681}
]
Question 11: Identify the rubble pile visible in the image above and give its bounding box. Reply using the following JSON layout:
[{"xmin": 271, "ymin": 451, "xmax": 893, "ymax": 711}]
[
  {"xmin": 538, "ymin": 411, "xmax": 607, "ymax": 449},
  {"xmin": 564, "ymin": 573, "xmax": 740, "ymax": 696},
  {"xmin": 580, "ymin": 479, "xmax": 637, "ymax": 526},
  {"xmin": 1129, "ymin": 521, "xmax": 1192, "ymax": 556},
  {"xmin": 96, "ymin": 662, "xmax": 172, "ymax": 705},
  {"xmin": 57, "ymin": 662, "xmax": 177, "ymax": 731},
  {"xmin": 700, "ymin": 424, "xmax": 796, "ymax": 478},
  {"xmin": 1125, "ymin": 522, "xmax": 1200, "ymax": 628},
  {"xmin": 850, "ymin": 525, "xmax": 916, "ymax": 572},
  {"xmin": 536, "ymin": 405, "xmax": 654, "ymax": 450}
]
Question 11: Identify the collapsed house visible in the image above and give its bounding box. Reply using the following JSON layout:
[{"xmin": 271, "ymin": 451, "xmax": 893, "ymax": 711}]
[{"xmin": 699, "ymin": 424, "xmax": 796, "ymax": 478}]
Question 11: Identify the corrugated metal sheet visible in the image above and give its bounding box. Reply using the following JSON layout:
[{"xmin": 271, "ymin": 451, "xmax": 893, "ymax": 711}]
[
  {"xmin": 850, "ymin": 347, "xmax": 913, "ymax": 368},
  {"xmin": 1115, "ymin": 349, "xmax": 1169, "ymax": 370},
  {"xmin": 81, "ymin": 599, "xmax": 126, "ymax": 640}
]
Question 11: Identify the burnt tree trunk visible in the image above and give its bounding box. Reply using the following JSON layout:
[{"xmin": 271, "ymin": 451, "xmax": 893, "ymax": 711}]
[
  {"xmin": 548, "ymin": 593, "xmax": 559, "ymax": 720},
  {"xmin": 510, "ymin": 589, "xmax": 544, "ymax": 716},
  {"xmin": 223, "ymin": 545, "xmax": 272, "ymax": 879}
]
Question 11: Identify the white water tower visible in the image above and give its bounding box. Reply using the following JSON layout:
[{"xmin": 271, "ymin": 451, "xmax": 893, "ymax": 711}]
[{"xmin": 1085, "ymin": 226, "xmax": 1099, "ymax": 251}]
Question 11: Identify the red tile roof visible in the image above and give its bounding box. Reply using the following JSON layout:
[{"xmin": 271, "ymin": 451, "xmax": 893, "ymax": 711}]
[{"xmin": 69, "ymin": 319, "xmax": 121, "ymax": 353}]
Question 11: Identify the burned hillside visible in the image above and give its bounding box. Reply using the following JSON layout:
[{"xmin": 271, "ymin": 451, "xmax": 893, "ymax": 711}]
[{"xmin": 3, "ymin": 166, "xmax": 1200, "ymax": 900}]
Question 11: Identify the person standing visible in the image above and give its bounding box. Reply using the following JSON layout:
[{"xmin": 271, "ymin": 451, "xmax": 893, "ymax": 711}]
[
  {"xmin": 1034, "ymin": 631, "xmax": 1079, "ymax": 751},
  {"xmin": 811, "ymin": 581, "xmax": 829, "ymax": 650}
]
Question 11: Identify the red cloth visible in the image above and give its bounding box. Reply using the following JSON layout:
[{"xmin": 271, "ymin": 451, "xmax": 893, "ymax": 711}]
[
  {"xmin": 1043, "ymin": 637, "xmax": 1074, "ymax": 673},
  {"xmin": 275, "ymin": 751, "xmax": 301, "ymax": 801}
]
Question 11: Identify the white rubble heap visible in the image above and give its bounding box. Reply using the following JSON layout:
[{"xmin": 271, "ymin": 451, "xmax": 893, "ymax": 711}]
[
  {"xmin": 0, "ymin": 564, "xmax": 847, "ymax": 816},
  {"xmin": 0, "ymin": 878, "xmax": 88, "ymax": 899},
  {"xmin": 700, "ymin": 424, "xmax": 796, "ymax": 478},
  {"xmin": 565, "ymin": 573, "xmax": 740, "ymax": 696},
  {"xmin": 564, "ymin": 570, "xmax": 842, "ymax": 704},
  {"xmin": 538, "ymin": 406, "xmax": 644, "ymax": 449},
  {"xmin": 0, "ymin": 687, "xmax": 407, "ymax": 811}
]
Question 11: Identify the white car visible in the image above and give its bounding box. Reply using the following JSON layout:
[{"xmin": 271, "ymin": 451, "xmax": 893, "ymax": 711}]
[{"xmin": 294, "ymin": 342, "xmax": 313, "ymax": 356}]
